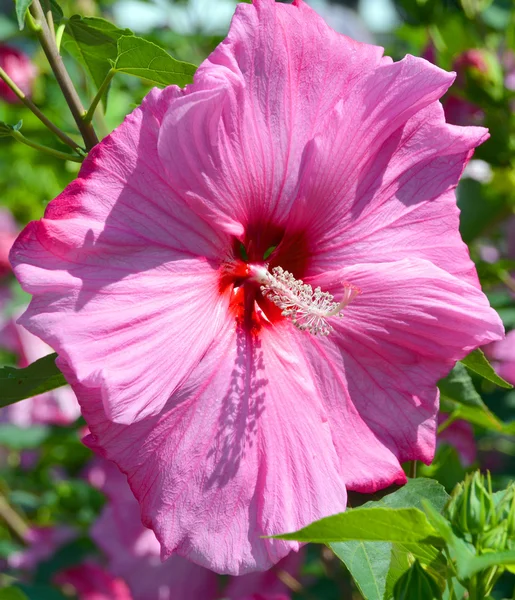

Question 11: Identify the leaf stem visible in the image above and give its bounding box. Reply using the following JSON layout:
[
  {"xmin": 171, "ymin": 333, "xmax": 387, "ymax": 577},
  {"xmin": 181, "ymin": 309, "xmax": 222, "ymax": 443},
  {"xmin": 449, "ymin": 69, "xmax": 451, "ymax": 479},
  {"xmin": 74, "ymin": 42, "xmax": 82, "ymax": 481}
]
[
  {"xmin": 29, "ymin": 0, "xmax": 99, "ymax": 150},
  {"xmin": 409, "ymin": 460, "xmax": 417, "ymax": 479},
  {"xmin": 0, "ymin": 66, "xmax": 83, "ymax": 152},
  {"xmin": 83, "ymin": 69, "xmax": 116, "ymax": 124},
  {"xmin": 0, "ymin": 493, "xmax": 28, "ymax": 541},
  {"xmin": 10, "ymin": 129, "xmax": 83, "ymax": 162}
]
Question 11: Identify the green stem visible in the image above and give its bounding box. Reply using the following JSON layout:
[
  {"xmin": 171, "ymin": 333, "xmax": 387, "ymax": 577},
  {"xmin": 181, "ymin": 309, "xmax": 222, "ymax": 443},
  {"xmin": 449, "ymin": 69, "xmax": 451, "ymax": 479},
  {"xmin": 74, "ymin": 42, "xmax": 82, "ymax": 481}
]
[
  {"xmin": 10, "ymin": 129, "xmax": 83, "ymax": 162},
  {"xmin": 0, "ymin": 493, "xmax": 28, "ymax": 541},
  {"xmin": 29, "ymin": 0, "xmax": 99, "ymax": 150},
  {"xmin": 0, "ymin": 66, "xmax": 82, "ymax": 152},
  {"xmin": 83, "ymin": 69, "xmax": 115, "ymax": 124},
  {"xmin": 409, "ymin": 460, "xmax": 417, "ymax": 479}
]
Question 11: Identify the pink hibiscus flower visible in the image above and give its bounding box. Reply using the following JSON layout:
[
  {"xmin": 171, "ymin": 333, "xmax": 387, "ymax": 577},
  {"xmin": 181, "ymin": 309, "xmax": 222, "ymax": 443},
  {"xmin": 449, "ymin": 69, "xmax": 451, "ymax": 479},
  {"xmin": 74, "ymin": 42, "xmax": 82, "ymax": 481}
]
[
  {"xmin": 87, "ymin": 458, "xmax": 302, "ymax": 600},
  {"xmin": 437, "ymin": 413, "xmax": 476, "ymax": 466},
  {"xmin": 0, "ymin": 44, "xmax": 37, "ymax": 104},
  {"xmin": 10, "ymin": 0, "xmax": 503, "ymax": 575},
  {"xmin": 54, "ymin": 562, "xmax": 133, "ymax": 600},
  {"xmin": 485, "ymin": 330, "xmax": 515, "ymax": 386}
]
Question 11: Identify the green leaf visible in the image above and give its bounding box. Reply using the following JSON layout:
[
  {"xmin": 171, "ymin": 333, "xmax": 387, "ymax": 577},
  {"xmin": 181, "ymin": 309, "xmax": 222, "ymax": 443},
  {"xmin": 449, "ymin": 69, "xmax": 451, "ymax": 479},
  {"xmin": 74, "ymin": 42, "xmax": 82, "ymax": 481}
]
[
  {"xmin": 15, "ymin": 0, "xmax": 33, "ymax": 30},
  {"xmin": 360, "ymin": 478, "xmax": 449, "ymax": 513},
  {"xmin": 456, "ymin": 549, "xmax": 515, "ymax": 579},
  {"xmin": 0, "ymin": 588, "xmax": 29, "ymax": 600},
  {"xmin": 421, "ymin": 500, "xmax": 476, "ymax": 580},
  {"xmin": 332, "ymin": 480, "xmax": 449, "ymax": 600},
  {"xmin": 332, "ymin": 541, "xmax": 391, "ymax": 600},
  {"xmin": 460, "ymin": 348, "xmax": 512, "ymax": 388},
  {"xmin": 113, "ymin": 36, "xmax": 196, "ymax": 87},
  {"xmin": 0, "ymin": 425, "xmax": 49, "ymax": 450},
  {"xmin": 63, "ymin": 16, "xmax": 132, "ymax": 102},
  {"xmin": 438, "ymin": 363, "xmax": 505, "ymax": 432},
  {"xmin": 274, "ymin": 507, "xmax": 441, "ymax": 544},
  {"xmin": 0, "ymin": 353, "xmax": 67, "ymax": 407}
]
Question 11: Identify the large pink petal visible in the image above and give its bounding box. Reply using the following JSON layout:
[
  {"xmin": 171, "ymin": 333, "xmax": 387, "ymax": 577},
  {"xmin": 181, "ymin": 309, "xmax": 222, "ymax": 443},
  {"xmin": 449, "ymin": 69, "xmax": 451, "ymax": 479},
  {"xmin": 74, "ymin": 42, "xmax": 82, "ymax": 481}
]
[
  {"xmin": 298, "ymin": 258, "xmax": 503, "ymax": 492},
  {"xmin": 73, "ymin": 323, "xmax": 346, "ymax": 575},
  {"xmin": 11, "ymin": 88, "xmax": 233, "ymax": 425},
  {"xmin": 298, "ymin": 97, "xmax": 486, "ymax": 285},
  {"xmin": 88, "ymin": 459, "xmax": 219, "ymax": 600},
  {"xmin": 157, "ymin": 0, "xmax": 385, "ymax": 231}
]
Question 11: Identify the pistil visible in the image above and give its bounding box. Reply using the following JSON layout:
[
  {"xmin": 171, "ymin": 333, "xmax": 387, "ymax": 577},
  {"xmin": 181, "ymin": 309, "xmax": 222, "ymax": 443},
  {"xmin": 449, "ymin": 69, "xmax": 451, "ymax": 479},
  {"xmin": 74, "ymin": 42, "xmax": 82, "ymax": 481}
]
[{"xmin": 249, "ymin": 265, "xmax": 360, "ymax": 335}]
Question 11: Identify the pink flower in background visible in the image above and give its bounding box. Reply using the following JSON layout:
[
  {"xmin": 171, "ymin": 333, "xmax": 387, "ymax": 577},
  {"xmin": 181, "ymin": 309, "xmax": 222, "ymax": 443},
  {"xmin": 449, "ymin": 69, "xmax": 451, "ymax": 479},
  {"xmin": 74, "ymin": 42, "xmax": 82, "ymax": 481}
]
[
  {"xmin": 0, "ymin": 208, "xmax": 18, "ymax": 276},
  {"xmin": 11, "ymin": 0, "xmax": 503, "ymax": 575},
  {"xmin": 87, "ymin": 458, "xmax": 301, "ymax": 600},
  {"xmin": 437, "ymin": 413, "xmax": 476, "ymax": 466},
  {"xmin": 0, "ymin": 303, "xmax": 80, "ymax": 427},
  {"xmin": 55, "ymin": 562, "xmax": 133, "ymax": 600},
  {"xmin": 0, "ymin": 44, "xmax": 37, "ymax": 103},
  {"xmin": 485, "ymin": 330, "xmax": 515, "ymax": 386},
  {"xmin": 8, "ymin": 526, "xmax": 75, "ymax": 571}
]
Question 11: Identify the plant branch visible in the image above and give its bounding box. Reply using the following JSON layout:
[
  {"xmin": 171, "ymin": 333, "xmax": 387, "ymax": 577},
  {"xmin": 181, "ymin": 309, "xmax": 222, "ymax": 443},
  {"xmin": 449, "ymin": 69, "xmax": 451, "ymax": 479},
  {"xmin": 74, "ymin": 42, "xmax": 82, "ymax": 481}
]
[
  {"xmin": 83, "ymin": 69, "xmax": 115, "ymax": 124},
  {"xmin": 29, "ymin": 0, "xmax": 99, "ymax": 150},
  {"xmin": 0, "ymin": 493, "xmax": 28, "ymax": 541},
  {"xmin": 10, "ymin": 129, "xmax": 84, "ymax": 162},
  {"xmin": 0, "ymin": 66, "xmax": 82, "ymax": 152}
]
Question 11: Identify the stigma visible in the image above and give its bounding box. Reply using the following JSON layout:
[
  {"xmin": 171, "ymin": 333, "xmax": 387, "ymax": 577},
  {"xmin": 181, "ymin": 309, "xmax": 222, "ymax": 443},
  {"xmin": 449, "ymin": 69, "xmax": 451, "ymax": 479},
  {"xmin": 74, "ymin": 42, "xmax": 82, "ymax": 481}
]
[{"xmin": 249, "ymin": 265, "xmax": 360, "ymax": 336}]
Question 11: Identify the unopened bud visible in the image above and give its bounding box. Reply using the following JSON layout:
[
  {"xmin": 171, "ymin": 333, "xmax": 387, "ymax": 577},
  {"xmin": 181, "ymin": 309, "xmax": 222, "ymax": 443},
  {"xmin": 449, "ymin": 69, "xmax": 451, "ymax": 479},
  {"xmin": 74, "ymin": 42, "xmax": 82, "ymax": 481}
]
[
  {"xmin": 393, "ymin": 560, "xmax": 442, "ymax": 600},
  {"xmin": 450, "ymin": 471, "xmax": 494, "ymax": 536}
]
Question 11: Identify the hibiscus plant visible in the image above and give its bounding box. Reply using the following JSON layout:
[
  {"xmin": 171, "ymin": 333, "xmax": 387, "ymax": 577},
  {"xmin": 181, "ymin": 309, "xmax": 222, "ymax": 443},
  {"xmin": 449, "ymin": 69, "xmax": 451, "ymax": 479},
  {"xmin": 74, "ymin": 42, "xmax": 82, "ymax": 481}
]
[{"xmin": 0, "ymin": 0, "xmax": 515, "ymax": 599}]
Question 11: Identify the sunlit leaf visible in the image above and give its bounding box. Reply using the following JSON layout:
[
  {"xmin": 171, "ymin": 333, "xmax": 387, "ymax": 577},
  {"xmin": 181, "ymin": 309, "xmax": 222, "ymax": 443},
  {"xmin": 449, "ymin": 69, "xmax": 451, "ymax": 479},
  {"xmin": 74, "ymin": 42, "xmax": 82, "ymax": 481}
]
[
  {"xmin": 113, "ymin": 36, "xmax": 196, "ymax": 87},
  {"xmin": 0, "ymin": 353, "xmax": 67, "ymax": 407}
]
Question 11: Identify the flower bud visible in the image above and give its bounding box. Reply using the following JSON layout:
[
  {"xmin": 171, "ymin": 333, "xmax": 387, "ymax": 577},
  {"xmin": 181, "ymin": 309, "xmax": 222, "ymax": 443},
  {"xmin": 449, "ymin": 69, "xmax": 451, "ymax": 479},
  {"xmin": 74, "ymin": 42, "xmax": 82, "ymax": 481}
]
[
  {"xmin": 0, "ymin": 44, "xmax": 37, "ymax": 104},
  {"xmin": 450, "ymin": 471, "xmax": 495, "ymax": 536},
  {"xmin": 393, "ymin": 561, "xmax": 442, "ymax": 600},
  {"xmin": 495, "ymin": 483, "xmax": 515, "ymax": 542}
]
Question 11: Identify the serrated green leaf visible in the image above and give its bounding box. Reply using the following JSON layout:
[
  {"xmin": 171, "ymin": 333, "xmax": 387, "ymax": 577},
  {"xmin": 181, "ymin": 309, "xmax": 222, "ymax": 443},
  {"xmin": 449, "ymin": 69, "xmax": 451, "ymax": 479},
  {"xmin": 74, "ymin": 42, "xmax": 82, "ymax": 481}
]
[
  {"xmin": 0, "ymin": 353, "xmax": 67, "ymax": 407},
  {"xmin": 460, "ymin": 348, "xmax": 512, "ymax": 388},
  {"xmin": 63, "ymin": 16, "xmax": 132, "ymax": 107},
  {"xmin": 274, "ymin": 507, "xmax": 441, "ymax": 544},
  {"xmin": 15, "ymin": 0, "xmax": 33, "ymax": 30},
  {"xmin": 113, "ymin": 36, "xmax": 197, "ymax": 87},
  {"xmin": 0, "ymin": 424, "xmax": 49, "ymax": 449}
]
